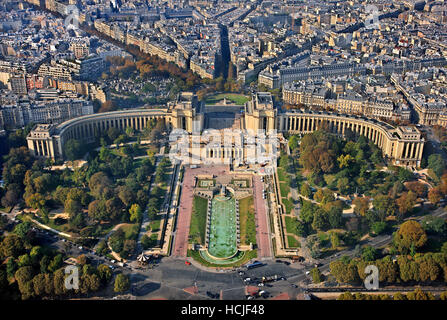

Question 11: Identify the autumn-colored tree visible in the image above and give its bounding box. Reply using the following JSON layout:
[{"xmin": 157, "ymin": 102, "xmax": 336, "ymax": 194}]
[
  {"xmin": 405, "ymin": 181, "xmax": 427, "ymax": 197},
  {"xmin": 439, "ymin": 174, "xmax": 447, "ymax": 194},
  {"xmin": 394, "ymin": 220, "xmax": 428, "ymax": 254},
  {"xmin": 406, "ymin": 289, "xmax": 435, "ymax": 300},
  {"xmin": 353, "ymin": 197, "xmax": 370, "ymax": 216},
  {"xmin": 393, "ymin": 292, "xmax": 407, "ymax": 300},
  {"xmin": 376, "ymin": 256, "xmax": 399, "ymax": 283},
  {"xmin": 428, "ymin": 187, "xmax": 442, "ymax": 205},
  {"xmin": 330, "ymin": 259, "xmax": 360, "ymax": 285},
  {"xmin": 395, "ymin": 191, "xmax": 417, "ymax": 219},
  {"xmin": 416, "ymin": 254, "xmax": 440, "ymax": 282},
  {"xmin": 313, "ymin": 188, "xmax": 335, "ymax": 204},
  {"xmin": 337, "ymin": 292, "xmax": 354, "ymax": 300}
]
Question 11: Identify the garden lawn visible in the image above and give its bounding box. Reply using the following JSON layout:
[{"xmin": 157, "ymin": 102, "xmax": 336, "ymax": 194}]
[
  {"xmin": 281, "ymin": 198, "xmax": 294, "ymax": 215},
  {"xmin": 189, "ymin": 196, "xmax": 208, "ymax": 244},
  {"xmin": 284, "ymin": 216, "xmax": 299, "ymax": 236},
  {"xmin": 238, "ymin": 196, "xmax": 256, "ymax": 245},
  {"xmin": 120, "ymin": 223, "xmax": 139, "ymax": 240},
  {"xmin": 287, "ymin": 235, "xmax": 300, "ymax": 248},
  {"xmin": 205, "ymin": 93, "xmax": 250, "ymax": 105}
]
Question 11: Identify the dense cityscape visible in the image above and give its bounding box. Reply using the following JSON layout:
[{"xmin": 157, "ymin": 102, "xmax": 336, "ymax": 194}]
[{"xmin": 0, "ymin": 0, "xmax": 447, "ymax": 307}]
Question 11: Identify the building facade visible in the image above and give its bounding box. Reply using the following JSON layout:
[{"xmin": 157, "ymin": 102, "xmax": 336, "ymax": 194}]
[{"xmin": 27, "ymin": 92, "xmax": 425, "ymax": 167}]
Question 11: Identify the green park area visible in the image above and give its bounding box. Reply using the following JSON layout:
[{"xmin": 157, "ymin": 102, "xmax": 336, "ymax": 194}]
[
  {"xmin": 205, "ymin": 93, "xmax": 250, "ymax": 105},
  {"xmin": 277, "ymin": 166, "xmax": 293, "ymax": 214},
  {"xmin": 189, "ymin": 196, "xmax": 208, "ymax": 245},
  {"xmin": 238, "ymin": 196, "xmax": 257, "ymax": 245},
  {"xmin": 287, "ymin": 235, "xmax": 301, "ymax": 248}
]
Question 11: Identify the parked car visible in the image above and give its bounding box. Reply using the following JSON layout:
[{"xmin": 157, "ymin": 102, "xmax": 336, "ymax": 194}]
[{"xmin": 185, "ymin": 261, "xmax": 191, "ymax": 265}]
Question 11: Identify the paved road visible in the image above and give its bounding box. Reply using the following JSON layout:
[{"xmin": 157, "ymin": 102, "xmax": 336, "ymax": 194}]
[
  {"xmin": 252, "ymin": 176, "xmax": 272, "ymax": 259},
  {"xmin": 172, "ymin": 167, "xmax": 195, "ymax": 258}
]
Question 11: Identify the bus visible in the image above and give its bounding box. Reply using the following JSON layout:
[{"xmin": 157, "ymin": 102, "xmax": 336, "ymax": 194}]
[{"xmin": 246, "ymin": 261, "xmax": 263, "ymax": 270}]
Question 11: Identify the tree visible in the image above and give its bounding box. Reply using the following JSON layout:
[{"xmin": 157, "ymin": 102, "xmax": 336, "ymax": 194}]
[
  {"xmin": 406, "ymin": 181, "xmax": 427, "ymax": 198},
  {"xmin": 330, "ymin": 232, "xmax": 340, "ymax": 249},
  {"xmin": 0, "ymin": 234, "xmax": 24, "ymax": 258},
  {"xmin": 361, "ymin": 246, "xmax": 378, "ymax": 261},
  {"xmin": 394, "ymin": 220, "xmax": 427, "ymax": 254},
  {"xmin": 314, "ymin": 188, "xmax": 334, "ymax": 204},
  {"xmin": 32, "ymin": 273, "xmax": 47, "ymax": 297},
  {"xmin": 109, "ymin": 229, "xmax": 125, "ymax": 253},
  {"xmin": 371, "ymin": 221, "xmax": 387, "ymax": 235},
  {"xmin": 337, "ymin": 292, "xmax": 354, "ymax": 300},
  {"xmin": 117, "ymin": 186, "xmax": 136, "ymax": 207},
  {"xmin": 141, "ymin": 234, "xmax": 152, "ymax": 249},
  {"xmin": 441, "ymin": 242, "xmax": 447, "ymax": 255},
  {"xmin": 428, "ymin": 187, "xmax": 442, "ymax": 205},
  {"xmin": 289, "ymin": 135, "xmax": 299, "ymax": 151},
  {"xmin": 64, "ymin": 139, "xmax": 84, "ymax": 161},
  {"xmin": 337, "ymin": 177, "xmax": 350, "ymax": 195},
  {"xmin": 300, "ymin": 183, "xmax": 312, "ymax": 198},
  {"xmin": 407, "ymin": 289, "xmax": 435, "ymax": 300},
  {"xmin": 376, "ymin": 256, "xmax": 399, "ymax": 283},
  {"xmin": 121, "ymin": 240, "xmax": 136, "ymax": 258},
  {"xmin": 13, "ymin": 222, "xmax": 32, "ymax": 238},
  {"xmin": 330, "ymin": 259, "xmax": 360, "ymax": 285},
  {"xmin": 300, "ymin": 200, "xmax": 316, "ymax": 224},
  {"xmin": 89, "ymin": 172, "xmax": 112, "ymax": 200},
  {"xmin": 39, "ymin": 255, "xmax": 51, "ymax": 274},
  {"xmin": 337, "ymin": 154, "xmax": 354, "ymax": 169},
  {"xmin": 353, "ymin": 197, "xmax": 370, "ymax": 216},
  {"xmin": 48, "ymin": 254, "xmax": 63, "ymax": 273},
  {"xmin": 114, "ymin": 273, "xmax": 130, "ymax": 293},
  {"xmin": 25, "ymin": 193, "xmax": 46, "ymax": 210},
  {"xmin": 97, "ymin": 264, "xmax": 112, "ymax": 283},
  {"xmin": 129, "ymin": 204, "xmax": 143, "ymax": 223},
  {"xmin": 428, "ymin": 154, "xmax": 445, "ymax": 179},
  {"xmin": 15, "ymin": 266, "xmax": 35, "ymax": 300},
  {"xmin": 312, "ymin": 208, "xmax": 329, "ymax": 231},
  {"xmin": 396, "ymin": 191, "xmax": 417, "ymax": 219},
  {"xmin": 64, "ymin": 198, "xmax": 82, "ymax": 217},
  {"xmin": 327, "ymin": 205, "xmax": 343, "ymax": 229},
  {"xmin": 393, "ymin": 292, "xmax": 407, "ymax": 300},
  {"xmin": 18, "ymin": 254, "xmax": 32, "ymax": 267},
  {"xmin": 421, "ymin": 216, "xmax": 446, "ymax": 235},
  {"xmin": 1, "ymin": 188, "xmax": 20, "ymax": 207},
  {"xmin": 417, "ymin": 255, "xmax": 440, "ymax": 282},
  {"xmin": 53, "ymin": 269, "xmax": 67, "ymax": 296},
  {"xmin": 310, "ymin": 267, "xmax": 322, "ymax": 283},
  {"xmin": 373, "ymin": 195, "xmax": 396, "ymax": 221}
]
